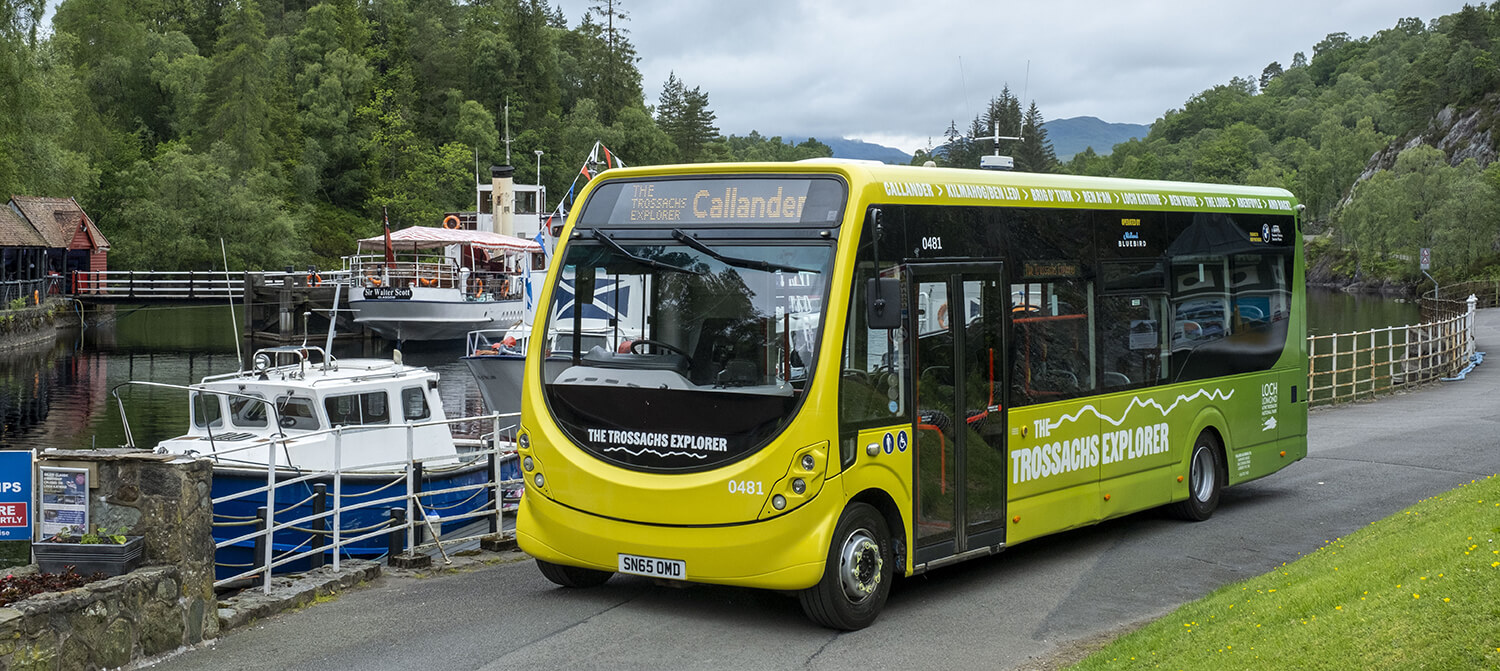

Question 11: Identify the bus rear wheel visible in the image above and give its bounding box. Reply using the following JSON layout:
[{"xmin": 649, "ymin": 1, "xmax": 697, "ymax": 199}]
[
  {"xmin": 536, "ymin": 559, "xmax": 613, "ymax": 588},
  {"xmin": 1169, "ymin": 431, "xmax": 1223, "ymax": 521},
  {"xmin": 798, "ymin": 502, "xmax": 893, "ymax": 630}
]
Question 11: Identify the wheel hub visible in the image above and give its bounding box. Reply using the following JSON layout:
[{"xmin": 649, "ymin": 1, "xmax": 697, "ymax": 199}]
[{"xmin": 838, "ymin": 529, "xmax": 882, "ymax": 603}]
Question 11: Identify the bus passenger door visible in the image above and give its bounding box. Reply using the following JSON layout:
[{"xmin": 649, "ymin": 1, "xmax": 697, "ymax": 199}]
[{"xmin": 910, "ymin": 264, "xmax": 1009, "ymax": 565}]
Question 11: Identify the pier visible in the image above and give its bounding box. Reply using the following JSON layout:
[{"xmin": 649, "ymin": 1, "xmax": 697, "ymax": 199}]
[{"xmin": 64, "ymin": 269, "xmax": 367, "ymax": 343}]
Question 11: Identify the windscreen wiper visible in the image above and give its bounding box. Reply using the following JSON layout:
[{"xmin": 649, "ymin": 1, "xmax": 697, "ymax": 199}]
[
  {"xmin": 671, "ymin": 229, "xmax": 814, "ymax": 274},
  {"xmin": 592, "ymin": 229, "xmax": 705, "ymax": 275}
]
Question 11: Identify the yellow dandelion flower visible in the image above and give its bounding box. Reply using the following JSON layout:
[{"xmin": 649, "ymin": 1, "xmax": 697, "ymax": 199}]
[
  {"xmin": 1413, "ymin": 594, "xmax": 1420, "ymax": 599},
  {"xmin": 1335, "ymin": 606, "xmax": 1342, "ymax": 611},
  {"xmin": 1443, "ymin": 598, "xmax": 1450, "ymax": 602}
]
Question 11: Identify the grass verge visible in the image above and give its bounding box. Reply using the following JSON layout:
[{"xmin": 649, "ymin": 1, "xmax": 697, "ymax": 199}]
[{"xmin": 1071, "ymin": 473, "xmax": 1500, "ymax": 670}]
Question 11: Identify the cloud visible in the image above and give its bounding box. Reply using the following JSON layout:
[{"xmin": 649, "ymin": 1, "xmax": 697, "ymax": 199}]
[{"xmin": 561, "ymin": 0, "xmax": 1470, "ymax": 153}]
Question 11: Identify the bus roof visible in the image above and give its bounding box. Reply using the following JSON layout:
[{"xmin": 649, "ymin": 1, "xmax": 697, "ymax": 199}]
[{"xmin": 588, "ymin": 161, "xmax": 1299, "ymax": 217}]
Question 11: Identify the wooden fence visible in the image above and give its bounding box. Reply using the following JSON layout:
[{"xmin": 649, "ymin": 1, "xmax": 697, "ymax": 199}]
[{"xmin": 1307, "ymin": 280, "xmax": 1495, "ymax": 407}]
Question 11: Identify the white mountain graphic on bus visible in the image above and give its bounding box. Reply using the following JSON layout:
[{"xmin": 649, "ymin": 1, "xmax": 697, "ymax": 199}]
[
  {"xmin": 1262, "ymin": 416, "xmax": 1277, "ymax": 431},
  {"xmin": 1043, "ymin": 388, "xmax": 1235, "ymax": 432}
]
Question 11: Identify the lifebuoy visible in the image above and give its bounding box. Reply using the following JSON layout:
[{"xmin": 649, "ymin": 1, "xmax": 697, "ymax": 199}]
[
  {"xmin": 936, "ymin": 303, "xmax": 949, "ymax": 330},
  {"xmin": 473, "ymin": 278, "xmax": 484, "ymax": 299},
  {"xmin": 443, "ymin": 215, "xmax": 461, "ymax": 229},
  {"xmin": 419, "ymin": 276, "xmax": 435, "ymax": 287},
  {"xmin": 307, "ymin": 273, "xmax": 322, "ymax": 287},
  {"xmin": 368, "ymin": 276, "xmax": 382, "ymax": 287}
]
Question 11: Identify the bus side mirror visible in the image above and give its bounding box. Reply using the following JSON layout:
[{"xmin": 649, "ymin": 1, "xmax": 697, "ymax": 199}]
[
  {"xmin": 576, "ymin": 267, "xmax": 596, "ymax": 305},
  {"xmin": 866, "ymin": 278, "xmax": 901, "ymax": 330}
]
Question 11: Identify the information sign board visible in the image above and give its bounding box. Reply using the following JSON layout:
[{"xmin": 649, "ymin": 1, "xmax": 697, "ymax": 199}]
[{"xmin": 39, "ymin": 467, "xmax": 89, "ymax": 538}]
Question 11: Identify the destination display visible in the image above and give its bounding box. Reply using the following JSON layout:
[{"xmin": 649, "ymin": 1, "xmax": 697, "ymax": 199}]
[{"xmin": 582, "ymin": 178, "xmax": 847, "ymax": 227}]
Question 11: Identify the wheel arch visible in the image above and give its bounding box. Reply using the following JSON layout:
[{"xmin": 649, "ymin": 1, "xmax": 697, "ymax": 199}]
[{"xmin": 847, "ymin": 487, "xmax": 908, "ymax": 576}]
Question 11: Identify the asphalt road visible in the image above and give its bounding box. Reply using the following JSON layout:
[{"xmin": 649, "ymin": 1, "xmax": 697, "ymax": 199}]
[{"xmin": 139, "ymin": 311, "xmax": 1500, "ymax": 671}]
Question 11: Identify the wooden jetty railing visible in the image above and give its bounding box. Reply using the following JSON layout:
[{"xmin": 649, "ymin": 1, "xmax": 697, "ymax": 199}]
[
  {"xmin": 65, "ymin": 270, "xmax": 351, "ymax": 301},
  {"xmin": 1307, "ymin": 280, "xmax": 1495, "ymax": 407}
]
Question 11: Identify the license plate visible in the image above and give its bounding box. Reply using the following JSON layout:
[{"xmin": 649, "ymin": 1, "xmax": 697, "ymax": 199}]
[{"xmin": 618, "ymin": 553, "xmax": 686, "ymax": 580}]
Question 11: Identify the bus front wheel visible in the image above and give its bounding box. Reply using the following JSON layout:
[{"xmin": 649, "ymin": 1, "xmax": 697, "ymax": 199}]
[
  {"xmin": 536, "ymin": 559, "xmax": 613, "ymax": 588},
  {"xmin": 1169, "ymin": 431, "xmax": 1223, "ymax": 521},
  {"xmin": 798, "ymin": 502, "xmax": 893, "ymax": 630}
]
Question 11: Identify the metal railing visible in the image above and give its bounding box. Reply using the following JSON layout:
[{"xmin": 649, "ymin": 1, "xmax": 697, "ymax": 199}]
[
  {"xmin": 345, "ymin": 254, "xmax": 525, "ymax": 301},
  {"xmin": 65, "ymin": 269, "xmax": 354, "ymax": 300},
  {"xmin": 1308, "ymin": 293, "xmax": 1480, "ymax": 406},
  {"xmin": 0, "ymin": 276, "xmax": 66, "ymax": 305},
  {"xmin": 203, "ymin": 413, "xmax": 519, "ymax": 592}
]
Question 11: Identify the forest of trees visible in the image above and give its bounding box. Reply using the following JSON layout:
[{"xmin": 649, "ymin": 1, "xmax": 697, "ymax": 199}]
[
  {"xmin": 1061, "ymin": 5, "xmax": 1500, "ymax": 285},
  {"xmin": 0, "ymin": 0, "xmax": 831, "ymax": 271}
]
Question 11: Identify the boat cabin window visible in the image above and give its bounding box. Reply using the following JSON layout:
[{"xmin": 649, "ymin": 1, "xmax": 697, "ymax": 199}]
[
  {"xmin": 276, "ymin": 396, "xmax": 321, "ymax": 431},
  {"xmin": 324, "ymin": 391, "xmax": 391, "ymax": 426},
  {"xmin": 191, "ymin": 392, "xmax": 224, "ymax": 429},
  {"xmin": 229, "ymin": 394, "xmax": 268, "ymax": 428},
  {"xmin": 401, "ymin": 387, "xmax": 429, "ymax": 421}
]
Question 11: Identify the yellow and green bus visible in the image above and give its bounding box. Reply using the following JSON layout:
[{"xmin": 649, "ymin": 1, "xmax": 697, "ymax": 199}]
[{"xmin": 514, "ymin": 160, "xmax": 1308, "ymax": 630}]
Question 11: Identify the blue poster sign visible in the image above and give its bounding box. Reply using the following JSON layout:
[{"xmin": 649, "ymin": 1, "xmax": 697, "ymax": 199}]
[{"xmin": 0, "ymin": 451, "xmax": 33, "ymax": 541}]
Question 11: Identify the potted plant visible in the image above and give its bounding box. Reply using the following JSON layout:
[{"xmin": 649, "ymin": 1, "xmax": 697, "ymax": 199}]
[{"xmin": 33, "ymin": 526, "xmax": 145, "ymax": 577}]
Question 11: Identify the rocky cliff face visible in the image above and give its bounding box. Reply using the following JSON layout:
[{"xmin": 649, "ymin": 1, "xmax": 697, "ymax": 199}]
[{"xmin": 1358, "ymin": 104, "xmax": 1497, "ymax": 186}]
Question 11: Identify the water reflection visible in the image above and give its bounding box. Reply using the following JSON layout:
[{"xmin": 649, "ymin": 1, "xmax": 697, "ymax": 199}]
[
  {"xmin": 1306, "ymin": 287, "xmax": 1420, "ymax": 336},
  {"xmin": 0, "ymin": 304, "xmax": 489, "ymax": 452}
]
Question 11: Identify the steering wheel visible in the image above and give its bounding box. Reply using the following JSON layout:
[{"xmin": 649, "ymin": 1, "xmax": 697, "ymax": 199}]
[{"xmin": 630, "ymin": 339, "xmax": 693, "ymax": 365}]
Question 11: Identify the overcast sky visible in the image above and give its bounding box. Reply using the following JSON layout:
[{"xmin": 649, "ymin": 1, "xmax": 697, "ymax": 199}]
[{"xmin": 555, "ymin": 0, "xmax": 1472, "ymax": 153}]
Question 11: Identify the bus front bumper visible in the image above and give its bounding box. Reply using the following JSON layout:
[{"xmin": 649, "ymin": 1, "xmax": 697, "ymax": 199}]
[{"xmin": 517, "ymin": 488, "xmax": 838, "ymax": 591}]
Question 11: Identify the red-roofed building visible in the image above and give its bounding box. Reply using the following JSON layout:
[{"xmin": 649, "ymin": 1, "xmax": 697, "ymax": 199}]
[{"xmin": 3, "ymin": 196, "xmax": 109, "ymax": 290}]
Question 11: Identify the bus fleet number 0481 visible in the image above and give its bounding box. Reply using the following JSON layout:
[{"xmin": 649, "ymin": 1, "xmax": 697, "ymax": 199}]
[{"xmin": 728, "ymin": 480, "xmax": 763, "ymax": 495}]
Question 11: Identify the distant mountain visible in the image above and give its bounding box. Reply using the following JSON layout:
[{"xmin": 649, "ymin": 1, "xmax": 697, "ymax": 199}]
[
  {"xmin": 1043, "ymin": 116, "xmax": 1150, "ymax": 161},
  {"xmin": 776, "ymin": 134, "xmax": 913, "ymax": 164}
]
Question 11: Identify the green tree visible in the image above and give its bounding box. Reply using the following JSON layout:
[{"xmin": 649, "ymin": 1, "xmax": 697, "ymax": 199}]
[
  {"xmin": 202, "ymin": 0, "xmax": 273, "ymax": 173},
  {"xmin": 655, "ymin": 71, "xmax": 718, "ymax": 163},
  {"xmin": 1016, "ymin": 102, "xmax": 1058, "ymax": 173}
]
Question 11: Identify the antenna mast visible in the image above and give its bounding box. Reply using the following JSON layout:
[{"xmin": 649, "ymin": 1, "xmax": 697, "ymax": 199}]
[{"xmin": 503, "ymin": 100, "xmax": 513, "ymax": 165}]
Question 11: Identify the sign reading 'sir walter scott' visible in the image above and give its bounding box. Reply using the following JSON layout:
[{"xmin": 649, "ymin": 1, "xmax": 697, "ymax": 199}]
[
  {"xmin": 0, "ymin": 451, "xmax": 33, "ymax": 540},
  {"xmin": 363, "ymin": 286, "xmax": 413, "ymax": 300}
]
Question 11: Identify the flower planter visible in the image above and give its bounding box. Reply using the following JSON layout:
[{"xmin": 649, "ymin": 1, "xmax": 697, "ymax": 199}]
[{"xmin": 33, "ymin": 536, "xmax": 145, "ymax": 576}]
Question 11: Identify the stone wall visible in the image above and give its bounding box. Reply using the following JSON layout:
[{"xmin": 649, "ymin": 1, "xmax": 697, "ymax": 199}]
[
  {"xmin": 0, "ymin": 567, "xmax": 196, "ymax": 669},
  {"xmin": 0, "ymin": 450, "xmax": 218, "ymax": 668}
]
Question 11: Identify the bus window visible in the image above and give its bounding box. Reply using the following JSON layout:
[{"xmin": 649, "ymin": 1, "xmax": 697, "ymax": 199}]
[
  {"xmin": 840, "ymin": 262, "xmax": 906, "ymax": 430},
  {"xmin": 1097, "ymin": 295, "xmax": 1166, "ymax": 389},
  {"xmin": 1010, "ymin": 278, "xmax": 1095, "ymax": 405}
]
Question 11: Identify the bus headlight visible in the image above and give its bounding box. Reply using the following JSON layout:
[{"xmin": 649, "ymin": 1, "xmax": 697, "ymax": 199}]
[
  {"xmin": 801, "ymin": 454, "xmax": 816, "ymax": 470},
  {"xmin": 772, "ymin": 494, "xmax": 786, "ymax": 510},
  {"xmin": 523, "ymin": 456, "xmax": 534, "ymax": 472},
  {"xmin": 518, "ymin": 433, "xmax": 530, "ymax": 450},
  {"xmin": 792, "ymin": 478, "xmax": 806, "ymax": 494},
  {"xmin": 533, "ymin": 473, "xmax": 545, "ymax": 488}
]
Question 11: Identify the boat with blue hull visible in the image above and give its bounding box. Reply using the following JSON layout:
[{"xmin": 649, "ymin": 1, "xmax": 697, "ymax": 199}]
[{"xmin": 116, "ymin": 344, "xmax": 520, "ymax": 581}]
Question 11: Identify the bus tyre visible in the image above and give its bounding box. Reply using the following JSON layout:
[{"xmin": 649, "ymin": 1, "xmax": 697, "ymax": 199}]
[
  {"xmin": 1169, "ymin": 432, "xmax": 1223, "ymax": 521},
  {"xmin": 798, "ymin": 503, "xmax": 893, "ymax": 630},
  {"xmin": 536, "ymin": 559, "xmax": 613, "ymax": 588}
]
